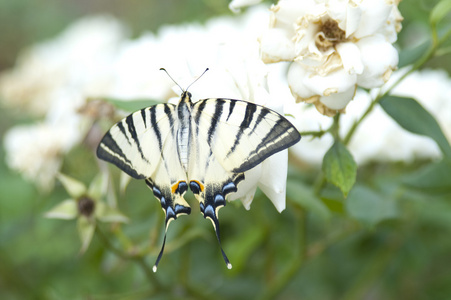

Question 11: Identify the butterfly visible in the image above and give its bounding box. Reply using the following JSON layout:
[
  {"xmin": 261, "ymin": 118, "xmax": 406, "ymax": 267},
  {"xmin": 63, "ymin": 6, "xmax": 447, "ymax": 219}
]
[{"xmin": 96, "ymin": 69, "xmax": 301, "ymax": 271}]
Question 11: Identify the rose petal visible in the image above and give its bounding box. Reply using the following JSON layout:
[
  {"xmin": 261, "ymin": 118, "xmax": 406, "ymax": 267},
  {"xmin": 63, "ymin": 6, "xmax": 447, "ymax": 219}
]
[
  {"xmin": 272, "ymin": 0, "xmax": 321, "ymax": 28},
  {"xmin": 326, "ymin": 0, "xmax": 361, "ymax": 37},
  {"xmin": 336, "ymin": 42, "xmax": 364, "ymax": 75},
  {"xmin": 260, "ymin": 28, "xmax": 296, "ymax": 63},
  {"xmin": 287, "ymin": 62, "xmax": 316, "ymax": 99},
  {"xmin": 353, "ymin": 0, "xmax": 394, "ymax": 39},
  {"xmin": 256, "ymin": 150, "xmax": 289, "ymax": 212},
  {"xmin": 229, "ymin": 164, "xmax": 262, "ymax": 204},
  {"xmin": 319, "ymin": 85, "xmax": 355, "ymax": 110},
  {"xmin": 305, "ymin": 67, "xmax": 357, "ymax": 97},
  {"xmin": 356, "ymin": 35, "xmax": 398, "ymax": 88}
]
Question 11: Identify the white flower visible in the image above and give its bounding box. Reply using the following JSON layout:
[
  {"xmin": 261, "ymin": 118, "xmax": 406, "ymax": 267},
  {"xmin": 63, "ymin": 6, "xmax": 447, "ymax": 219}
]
[
  {"xmin": 1, "ymin": 16, "xmax": 127, "ymax": 190},
  {"xmin": 0, "ymin": 15, "xmax": 126, "ymax": 116},
  {"xmin": 291, "ymin": 69, "xmax": 451, "ymax": 165},
  {"xmin": 260, "ymin": 0, "xmax": 402, "ymax": 116},
  {"xmin": 3, "ymin": 123, "xmax": 80, "ymax": 191}
]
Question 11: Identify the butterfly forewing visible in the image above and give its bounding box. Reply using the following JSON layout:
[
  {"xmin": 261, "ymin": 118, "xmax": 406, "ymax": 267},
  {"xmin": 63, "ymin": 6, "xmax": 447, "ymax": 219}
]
[
  {"xmin": 97, "ymin": 103, "xmax": 178, "ymax": 179},
  {"xmin": 191, "ymin": 98, "xmax": 301, "ymax": 174}
]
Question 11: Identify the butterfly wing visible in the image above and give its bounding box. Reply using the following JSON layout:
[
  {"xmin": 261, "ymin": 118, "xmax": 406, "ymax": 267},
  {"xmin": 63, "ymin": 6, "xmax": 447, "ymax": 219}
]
[
  {"xmin": 97, "ymin": 103, "xmax": 190, "ymax": 271},
  {"xmin": 188, "ymin": 98, "xmax": 300, "ymax": 268},
  {"xmin": 97, "ymin": 103, "xmax": 174, "ymax": 179},
  {"xmin": 191, "ymin": 98, "xmax": 301, "ymax": 174}
]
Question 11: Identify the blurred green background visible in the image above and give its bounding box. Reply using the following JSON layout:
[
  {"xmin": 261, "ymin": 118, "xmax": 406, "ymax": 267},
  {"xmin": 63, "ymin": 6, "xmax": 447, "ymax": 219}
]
[{"xmin": 1, "ymin": 0, "xmax": 451, "ymax": 299}]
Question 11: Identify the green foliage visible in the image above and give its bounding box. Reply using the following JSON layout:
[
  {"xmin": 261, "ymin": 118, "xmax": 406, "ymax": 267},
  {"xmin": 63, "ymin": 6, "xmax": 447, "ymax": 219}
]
[
  {"xmin": 403, "ymin": 158, "xmax": 451, "ymax": 193},
  {"xmin": 398, "ymin": 40, "xmax": 432, "ymax": 68},
  {"xmin": 430, "ymin": 0, "xmax": 451, "ymax": 25},
  {"xmin": 322, "ymin": 141, "xmax": 357, "ymax": 197},
  {"xmin": 346, "ymin": 185, "xmax": 398, "ymax": 226},
  {"xmin": 100, "ymin": 98, "xmax": 162, "ymax": 113},
  {"xmin": 380, "ymin": 96, "xmax": 451, "ymax": 158}
]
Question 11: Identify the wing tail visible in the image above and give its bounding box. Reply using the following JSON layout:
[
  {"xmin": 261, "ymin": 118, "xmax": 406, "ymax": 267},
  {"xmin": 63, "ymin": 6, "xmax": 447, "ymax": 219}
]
[
  {"xmin": 190, "ymin": 174, "xmax": 244, "ymax": 269},
  {"xmin": 146, "ymin": 179, "xmax": 191, "ymax": 272}
]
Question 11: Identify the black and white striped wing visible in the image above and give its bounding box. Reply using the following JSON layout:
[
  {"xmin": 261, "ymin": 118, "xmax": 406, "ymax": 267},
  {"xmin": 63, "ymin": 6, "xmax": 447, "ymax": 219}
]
[
  {"xmin": 191, "ymin": 98, "xmax": 301, "ymax": 174},
  {"xmin": 96, "ymin": 104, "xmax": 191, "ymax": 250},
  {"xmin": 97, "ymin": 103, "xmax": 176, "ymax": 179},
  {"xmin": 187, "ymin": 98, "xmax": 300, "ymax": 269}
]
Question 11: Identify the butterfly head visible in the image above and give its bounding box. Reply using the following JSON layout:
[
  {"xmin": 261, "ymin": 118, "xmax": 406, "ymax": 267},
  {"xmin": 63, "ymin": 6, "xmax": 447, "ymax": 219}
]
[{"xmin": 181, "ymin": 91, "xmax": 193, "ymax": 104}]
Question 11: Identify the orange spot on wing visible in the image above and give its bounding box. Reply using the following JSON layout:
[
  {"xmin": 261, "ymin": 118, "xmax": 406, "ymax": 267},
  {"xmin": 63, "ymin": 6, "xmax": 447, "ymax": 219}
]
[
  {"xmin": 192, "ymin": 180, "xmax": 204, "ymax": 192},
  {"xmin": 171, "ymin": 181, "xmax": 182, "ymax": 194}
]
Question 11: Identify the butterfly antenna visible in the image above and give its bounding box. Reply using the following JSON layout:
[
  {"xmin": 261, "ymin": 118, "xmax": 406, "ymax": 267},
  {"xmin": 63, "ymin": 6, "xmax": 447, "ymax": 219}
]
[
  {"xmin": 160, "ymin": 68, "xmax": 184, "ymax": 93},
  {"xmin": 185, "ymin": 68, "xmax": 209, "ymax": 91}
]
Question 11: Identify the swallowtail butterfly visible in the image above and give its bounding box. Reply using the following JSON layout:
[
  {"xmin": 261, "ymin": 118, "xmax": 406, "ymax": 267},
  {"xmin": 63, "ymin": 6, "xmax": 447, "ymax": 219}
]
[{"xmin": 97, "ymin": 69, "xmax": 301, "ymax": 271}]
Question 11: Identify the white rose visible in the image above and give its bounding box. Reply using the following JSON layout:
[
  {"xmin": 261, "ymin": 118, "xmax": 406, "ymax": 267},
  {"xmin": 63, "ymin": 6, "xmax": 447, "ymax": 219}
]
[{"xmin": 260, "ymin": 0, "xmax": 402, "ymax": 116}]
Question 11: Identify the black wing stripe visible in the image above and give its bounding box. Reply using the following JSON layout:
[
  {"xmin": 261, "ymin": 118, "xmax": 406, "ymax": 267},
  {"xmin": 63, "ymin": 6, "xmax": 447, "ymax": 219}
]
[
  {"xmin": 226, "ymin": 100, "xmax": 236, "ymax": 121},
  {"xmin": 117, "ymin": 122, "xmax": 130, "ymax": 145},
  {"xmin": 250, "ymin": 108, "xmax": 269, "ymax": 134},
  {"xmin": 240, "ymin": 103, "xmax": 257, "ymax": 129},
  {"xmin": 225, "ymin": 102, "xmax": 257, "ymax": 158},
  {"xmin": 125, "ymin": 114, "xmax": 147, "ymax": 162},
  {"xmin": 141, "ymin": 109, "xmax": 147, "ymax": 127},
  {"xmin": 164, "ymin": 104, "xmax": 175, "ymax": 128},
  {"xmin": 97, "ymin": 132, "xmax": 145, "ymax": 179},
  {"xmin": 194, "ymin": 100, "xmax": 208, "ymax": 137},
  {"xmin": 207, "ymin": 99, "xmax": 224, "ymax": 145},
  {"xmin": 150, "ymin": 107, "xmax": 163, "ymax": 151},
  {"xmin": 232, "ymin": 119, "xmax": 300, "ymax": 173}
]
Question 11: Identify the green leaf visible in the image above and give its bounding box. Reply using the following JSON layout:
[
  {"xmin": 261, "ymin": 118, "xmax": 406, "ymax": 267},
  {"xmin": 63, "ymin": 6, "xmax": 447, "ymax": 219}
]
[
  {"xmin": 430, "ymin": 0, "xmax": 451, "ymax": 25},
  {"xmin": 380, "ymin": 96, "xmax": 451, "ymax": 158},
  {"xmin": 402, "ymin": 159, "xmax": 451, "ymax": 193},
  {"xmin": 346, "ymin": 185, "xmax": 398, "ymax": 226},
  {"xmin": 103, "ymin": 98, "xmax": 161, "ymax": 112},
  {"xmin": 226, "ymin": 226, "xmax": 265, "ymax": 273},
  {"xmin": 398, "ymin": 40, "xmax": 432, "ymax": 68},
  {"xmin": 322, "ymin": 141, "xmax": 357, "ymax": 197},
  {"xmin": 287, "ymin": 181, "xmax": 331, "ymax": 220},
  {"xmin": 44, "ymin": 199, "xmax": 78, "ymax": 220}
]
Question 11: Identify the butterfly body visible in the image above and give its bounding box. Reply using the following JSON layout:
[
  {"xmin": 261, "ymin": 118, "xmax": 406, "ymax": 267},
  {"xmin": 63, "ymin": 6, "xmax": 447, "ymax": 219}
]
[
  {"xmin": 176, "ymin": 92, "xmax": 192, "ymax": 171},
  {"xmin": 97, "ymin": 89, "xmax": 300, "ymax": 271}
]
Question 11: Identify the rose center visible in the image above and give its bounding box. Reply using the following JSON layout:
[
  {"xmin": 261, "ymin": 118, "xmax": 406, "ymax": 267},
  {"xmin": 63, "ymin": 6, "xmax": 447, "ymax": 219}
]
[{"xmin": 316, "ymin": 19, "xmax": 346, "ymax": 51}]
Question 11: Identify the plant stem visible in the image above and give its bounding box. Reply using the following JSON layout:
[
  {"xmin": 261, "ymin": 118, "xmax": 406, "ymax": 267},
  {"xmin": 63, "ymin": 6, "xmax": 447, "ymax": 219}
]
[
  {"xmin": 260, "ymin": 208, "xmax": 306, "ymax": 300},
  {"xmin": 95, "ymin": 226, "xmax": 164, "ymax": 291},
  {"xmin": 299, "ymin": 130, "xmax": 327, "ymax": 138},
  {"xmin": 260, "ymin": 221, "xmax": 359, "ymax": 300}
]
